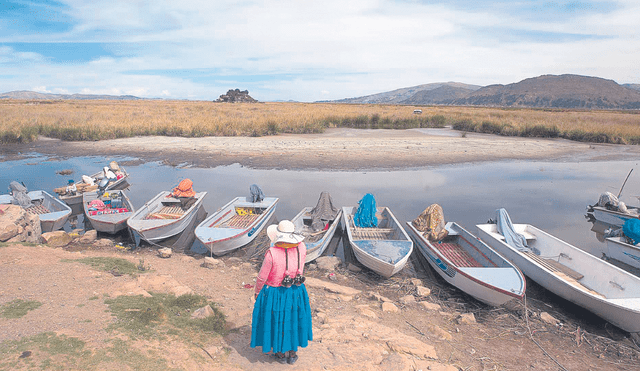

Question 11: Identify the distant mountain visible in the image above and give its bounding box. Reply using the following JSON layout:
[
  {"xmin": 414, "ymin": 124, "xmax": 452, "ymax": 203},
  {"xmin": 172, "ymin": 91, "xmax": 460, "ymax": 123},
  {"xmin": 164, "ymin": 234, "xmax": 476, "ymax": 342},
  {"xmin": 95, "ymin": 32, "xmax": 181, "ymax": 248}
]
[
  {"xmin": 452, "ymin": 75, "xmax": 640, "ymax": 109},
  {"xmin": 399, "ymin": 85, "xmax": 476, "ymax": 105},
  {"xmin": 0, "ymin": 90, "xmax": 141, "ymax": 100},
  {"xmin": 624, "ymin": 83, "xmax": 640, "ymax": 92},
  {"xmin": 331, "ymin": 82, "xmax": 481, "ymax": 104}
]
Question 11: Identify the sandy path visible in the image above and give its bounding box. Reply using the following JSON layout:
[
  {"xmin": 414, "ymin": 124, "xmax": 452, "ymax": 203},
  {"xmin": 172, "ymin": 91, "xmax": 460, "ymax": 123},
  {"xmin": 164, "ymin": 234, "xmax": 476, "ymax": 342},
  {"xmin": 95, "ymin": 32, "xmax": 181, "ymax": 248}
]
[{"xmin": 5, "ymin": 128, "xmax": 638, "ymax": 170}]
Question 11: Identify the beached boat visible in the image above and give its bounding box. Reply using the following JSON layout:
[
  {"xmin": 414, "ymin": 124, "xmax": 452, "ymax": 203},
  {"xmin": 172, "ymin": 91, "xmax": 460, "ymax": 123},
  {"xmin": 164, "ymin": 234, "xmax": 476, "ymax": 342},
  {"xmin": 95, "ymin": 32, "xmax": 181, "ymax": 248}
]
[
  {"xmin": 406, "ymin": 221, "xmax": 525, "ymax": 306},
  {"xmin": 55, "ymin": 166, "xmax": 130, "ymax": 214},
  {"xmin": 83, "ymin": 190, "xmax": 135, "ymax": 234},
  {"xmin": 292, "ymin": 207, "xmax": 343, "ymax": 263},
  {"xmin": 477, "ymin": 222, "xmax": 640, "ymax": 333},
  {"xmin": 342, "ymin": 206, "xmax": 413, "ymax": 278},
  {"xmin": 588, "ymin": 205, "xmax": 639, "ymax": 228},
  {"xmin": 605, "ymin": 236, "xmax": 640, "ymax": 270},
  {"xmin": 195, "ymin": 196, "xmax": 278, "ymax": 256},
  {"xmin": 0, "ymin": 190, "xmax": 72, "ymax": 232},
  {"xmin": 127, "ymin": 191, "xmax": 207, "ymax": 246}
]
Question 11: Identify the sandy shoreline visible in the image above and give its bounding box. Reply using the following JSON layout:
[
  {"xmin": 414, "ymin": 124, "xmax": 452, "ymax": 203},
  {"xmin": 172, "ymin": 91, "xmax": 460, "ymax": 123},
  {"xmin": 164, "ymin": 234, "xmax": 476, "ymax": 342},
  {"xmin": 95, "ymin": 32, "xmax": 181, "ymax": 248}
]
[{"xmin": 4, "ymin": 128, "xmax": 639, "ymax": 170}]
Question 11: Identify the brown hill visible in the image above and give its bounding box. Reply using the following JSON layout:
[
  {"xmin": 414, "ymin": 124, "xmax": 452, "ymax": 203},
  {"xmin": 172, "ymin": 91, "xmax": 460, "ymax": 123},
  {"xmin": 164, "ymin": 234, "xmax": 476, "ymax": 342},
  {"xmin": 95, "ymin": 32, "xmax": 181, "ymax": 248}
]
[
  {"xmin": 0, "ymin": 90, "xmax": 140, "ymax": 100},
  {"xmin": 399, "ymin": 85, "xmax": 476, "ymax": 105},
  {"xmin": 452, "ymin": 74, "xmax": 640, "ymax": 109},
  {"xmin": 330, "ymin": 82, "xmax": 481, "ymax": 104}
]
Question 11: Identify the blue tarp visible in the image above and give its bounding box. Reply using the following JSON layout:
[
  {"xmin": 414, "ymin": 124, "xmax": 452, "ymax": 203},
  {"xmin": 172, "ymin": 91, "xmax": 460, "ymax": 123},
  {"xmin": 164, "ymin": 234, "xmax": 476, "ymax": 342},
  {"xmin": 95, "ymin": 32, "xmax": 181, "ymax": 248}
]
[
  {"xmin": 623, "ymin": 219, "xmax": 640, "ymax": 245},
  {"xmin": 354, "ymin": 193, "xmax": 378, "ymax": 228},
  {"xmin": 495, "ymin": 208, "xmax": 531, "ymax": 253}
]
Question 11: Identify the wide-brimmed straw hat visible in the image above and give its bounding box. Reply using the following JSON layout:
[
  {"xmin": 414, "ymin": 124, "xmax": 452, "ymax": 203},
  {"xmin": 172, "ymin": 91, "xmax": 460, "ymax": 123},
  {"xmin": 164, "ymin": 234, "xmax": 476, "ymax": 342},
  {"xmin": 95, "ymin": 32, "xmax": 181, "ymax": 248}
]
[{"xmin": 267, "ymin": 220, "xmax": 304, "ymax": 245}]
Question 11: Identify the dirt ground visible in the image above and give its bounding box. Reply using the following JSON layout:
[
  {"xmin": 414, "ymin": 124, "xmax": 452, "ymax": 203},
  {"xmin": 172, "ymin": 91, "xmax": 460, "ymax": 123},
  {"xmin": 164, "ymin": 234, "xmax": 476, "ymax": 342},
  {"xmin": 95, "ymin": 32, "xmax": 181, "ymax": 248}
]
[
  {"xmin": 3, "ymin": 128, "xmax": 640, "ymax": 170},
  {"xmin": 1, "ymin": 239, "xmax": 640, "ymax": 371}
]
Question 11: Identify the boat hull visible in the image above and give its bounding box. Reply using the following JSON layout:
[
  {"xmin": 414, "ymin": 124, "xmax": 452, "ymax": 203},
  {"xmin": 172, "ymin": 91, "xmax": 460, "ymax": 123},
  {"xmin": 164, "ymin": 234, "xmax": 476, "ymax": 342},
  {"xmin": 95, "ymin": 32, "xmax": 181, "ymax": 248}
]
[
  {"xmin": 605, "ymin": 236, "xmax": 640, "ymax": 270},
  {"xmin": 83, "ymin": 190, "xmax": 135, "ymax": 234},
  {"xmin": 407, "ymin": 221, "xmax": 525, "ymax": 306},
  {"xmin": 195, "ymin": 197, "xmax": 279, "ymax": 256},
  {"xmin": 590, "ymin": 206, "xmax": 639, "ymax": 228},
  {"xmin": 127, "ymin": 191, "xmax": 207, "ymax": 246},
  {"xmin": 59, "ymin": 168, "xmax": 130, "ymax": 214},
  {"xmin": 342, "ymin": 206, "xmax": 413, "ymax": 278},
  {"xmin": 1, "ymin": 191, "xmax": 71, "ymax": 232},
  {"xmin": 290, "ymin": 207, "xmax": 343, "ymax": 263},
  {"xmin": 477, "ymin": 223, "xmax": 640, "ymax": 333}
]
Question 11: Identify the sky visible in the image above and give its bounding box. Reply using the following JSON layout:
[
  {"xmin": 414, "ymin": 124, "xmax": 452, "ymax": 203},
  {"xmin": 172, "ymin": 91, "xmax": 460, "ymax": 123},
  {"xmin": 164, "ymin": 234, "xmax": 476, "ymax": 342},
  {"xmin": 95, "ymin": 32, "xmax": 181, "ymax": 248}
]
[{"xmin": 1, "ymin": 0, "xmax": 639, "ymax": 102}]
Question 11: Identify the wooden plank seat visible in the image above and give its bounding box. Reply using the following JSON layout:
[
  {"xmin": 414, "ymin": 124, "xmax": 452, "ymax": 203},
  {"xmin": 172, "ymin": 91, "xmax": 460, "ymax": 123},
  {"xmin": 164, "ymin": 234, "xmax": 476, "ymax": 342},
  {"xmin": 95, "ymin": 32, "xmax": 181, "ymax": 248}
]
[
  {"xmin": 216, "ymin": 214, "xmax": 259, "ymax": 229},
  {"xmin": 435, "ymin": 242, "xmax": 482, "ymax": 268},
  {"xmin": 26, "ymin": 204, "xmax": 50, "ymax": 215},
  {"xmin": 146, "ymin": 205, "xmax": 185, "ymax": 220},
  {"xmin": 351, "ymin": 227, "xmax": 394, "ymax": 240}
]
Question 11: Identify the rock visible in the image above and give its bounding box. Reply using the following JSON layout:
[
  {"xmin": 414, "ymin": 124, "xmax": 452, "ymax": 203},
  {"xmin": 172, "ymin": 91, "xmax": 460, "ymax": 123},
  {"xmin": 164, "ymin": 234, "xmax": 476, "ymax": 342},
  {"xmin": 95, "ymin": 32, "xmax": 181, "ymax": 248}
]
[
  {"xmin": 358, "ymin": 307, "xmax": 378, "ymax": 319},
  {"xmin": 378, "ymin": 353, "xmax": 408, "ymax": 371},
  {"xmin": 456, "ymin": 313, "xmax": 476, "ymax": 324},
  {"xmin": 410, "ymin": 278, "xmax": 423, "ymax": 286},
  {"xmin": 180, "ymin": 256, "xmax": 195, "ymax": 263},
  {"xmin": 78, "ymin": 230, "xmax": 98, "ymax": 244},
  {"xmin": 416, "ymin": 286, "xmax": 431, "ymax": 297},
  {"xmin": 540, "ymin": 312, "xmax": 557, "ymax": 325},
  {"xmin": 400, "ymin": 295, "xmax": 416, "ymax": 305},
  {"xmin": 305, "ymin": 277, "xmax": 361, "ymax": 296},
  {"xmin": 137, "ymin": 274, "xmax": 193, "ymax": 296},
  {"xmin": 227, "ymin": 257, "xmax": 243, "ymax": 263},
  {"xmin": 368, "ymin": 292, "xmax": 392, "ymax": 302},
  {"xmin": 41, "ymin": 231, "xmax": 72, "ymax": 247},
  {"xmin": 94, "ymin": 238, "xmax": 114, "ymax": 248},
  {"xmin": 215, "ymin": 88, "xmax": 258, "ymax": 103},
  {"xmin": 338, "ymin": 295, "xmax": 353, "ymax": 302},
  {"xmin": 158, "ymin": 247, "xmax": 172, "ymax": 258},
  {"xmin": 202, "ymin": 257, "xmax": 225, "ymax": 269},
  {"xmin": 346, "ymin": 263, "xmax": 362, "ymax": 273},
  {"xmin": 0, "ymin": 204, "xmax": 41, "ymax": 243},
  {"xmin": 426, "ymin": 323, "xmax": 453, "ymax": 341},
  {"xmin": 191, "ymin": 305, "xmax": 215, "ymax": 319},
  {"xmin": 382, "ymin": 302, "xmax": 399, "ymax": 313},
  {"xmin": 316, "ymin": 256, "xmax": 342, "ymax": 271},
  {"xmin": 419, "ymin": 301, "xmax": 442, "ymax": 311}
]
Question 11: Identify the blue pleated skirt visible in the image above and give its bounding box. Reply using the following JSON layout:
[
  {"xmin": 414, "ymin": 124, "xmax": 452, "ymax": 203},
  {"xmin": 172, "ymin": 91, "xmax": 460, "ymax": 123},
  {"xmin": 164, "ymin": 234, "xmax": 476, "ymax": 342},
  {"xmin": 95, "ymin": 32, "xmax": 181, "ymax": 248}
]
[{"xmin": 250, "ymin": 284, "xmax": 313, "ymax": 354}]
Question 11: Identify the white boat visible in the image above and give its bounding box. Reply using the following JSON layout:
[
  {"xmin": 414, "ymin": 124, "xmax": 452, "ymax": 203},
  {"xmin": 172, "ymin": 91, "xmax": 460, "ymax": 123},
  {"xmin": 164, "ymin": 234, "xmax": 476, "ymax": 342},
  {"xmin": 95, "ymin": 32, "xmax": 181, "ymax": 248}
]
[
  {"xmin": 291, "ymin": 207, "xmax": 343, "ymax": 263},
  {"xmin": 55, "ymin": 167, "xmax": 130, "ymax": 214},
  {"xmin": 342, "ymin": 206, "xmax": 413, "ymax": 278},
  {"xmin": 605, "ymin": 236, "xmax": 640, "ymax": 270},
  {"xmin": 477, "ymin": 222, "xmax": 640, "ymax": 333},
  {"xmin": 406, "ymin": 221, "xmax": 525, "ymax": 306},
  {"xmin": 0, "ymin": 190, "xmax": 72, "ymax": 232},
  {"xmin": 195, "ymin": 197, "xmax": 278, "ymax": 256},
  {"xmin": 83, "ymin": 190, "xmax": 135, "ymax": 234},
  {"xmin": 127, "ymin": 191, "xmax": 207, "ymax": 246},
  {"xmin": 588, "ymin": 205, "xmax": 640, "ymax": 228}
]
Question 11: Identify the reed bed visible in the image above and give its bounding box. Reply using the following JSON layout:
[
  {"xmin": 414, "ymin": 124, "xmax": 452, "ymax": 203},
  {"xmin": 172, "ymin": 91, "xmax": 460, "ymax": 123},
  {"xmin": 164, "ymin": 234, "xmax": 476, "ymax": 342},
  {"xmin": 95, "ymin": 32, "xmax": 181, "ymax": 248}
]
[{"xmin": 1, "ymin": 99, "xmax": 639, "ymax": 145}]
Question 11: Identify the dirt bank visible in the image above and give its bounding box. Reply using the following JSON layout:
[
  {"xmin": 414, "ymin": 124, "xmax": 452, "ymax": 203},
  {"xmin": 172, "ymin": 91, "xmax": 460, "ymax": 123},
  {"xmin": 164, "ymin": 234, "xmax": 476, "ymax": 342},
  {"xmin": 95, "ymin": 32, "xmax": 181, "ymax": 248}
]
[
  {"xmin": 3, "ymin": 128, "xmax": 639, "ymax": 170},
  {"xmin": 1, "ymin": 242, "xmax": 639, "ymax": 370}
]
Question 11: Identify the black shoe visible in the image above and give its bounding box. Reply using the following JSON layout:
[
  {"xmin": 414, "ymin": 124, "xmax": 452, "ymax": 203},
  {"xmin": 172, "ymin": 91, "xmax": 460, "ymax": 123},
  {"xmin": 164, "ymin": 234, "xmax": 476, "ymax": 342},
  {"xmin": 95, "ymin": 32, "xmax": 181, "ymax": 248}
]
[
  {"xmin": 287, "ymin": 354, "xmax": 298, "ymax": 364},
  {"xmin": 274, "ymin": 353, "xmax": 287, "ymax": 364}
]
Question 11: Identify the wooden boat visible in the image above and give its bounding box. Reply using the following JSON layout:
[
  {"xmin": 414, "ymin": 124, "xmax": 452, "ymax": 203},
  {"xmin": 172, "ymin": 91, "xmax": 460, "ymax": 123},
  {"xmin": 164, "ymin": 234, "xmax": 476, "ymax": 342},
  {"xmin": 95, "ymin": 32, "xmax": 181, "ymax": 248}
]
[
  {"xmin": 477, "ymin": 222, "xmax": 640, "ymax": 333},
  {"xmin": 55, "ymin": 167, "xmax": 130, "ymax": 214},
  {"xmin": 342, "ymin": 206, "xmax": 413, "ymax": 278},
  {"xmin": 195, "ymin": 197, "xmax": 278, "ymax": 256},
  {"xmin": 588, "ymin": 205, "xmax": 639, "ymax": 228},
  {"xmin": 127, "ymin": 191, "xmax": 207, "ymax": 246},
  {"xmin": 0, "ymin": 190, "xmax": 71, "ymax": 232},
  {"xmin": 291, "ymin": 207, "xmax": 343, "ymax": 263},
  {"xmin": 83, "ymin": 190, "xmax": 135, "ymax": 234},
  {"xmin": 605, "ymin": 236, "xmax": 640, "ymax": 270},
  {"xmin": 406, "ymin": 221, "xmax": 525, "ymax": 306}
]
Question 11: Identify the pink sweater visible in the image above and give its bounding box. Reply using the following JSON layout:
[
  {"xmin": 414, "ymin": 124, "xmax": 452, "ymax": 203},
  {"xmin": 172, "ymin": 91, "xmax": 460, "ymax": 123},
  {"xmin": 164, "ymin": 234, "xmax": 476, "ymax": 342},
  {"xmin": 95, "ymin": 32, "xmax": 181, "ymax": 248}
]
[{"xmin": 255, "ymin": 242, "xmax": 307, "ymax": 295}]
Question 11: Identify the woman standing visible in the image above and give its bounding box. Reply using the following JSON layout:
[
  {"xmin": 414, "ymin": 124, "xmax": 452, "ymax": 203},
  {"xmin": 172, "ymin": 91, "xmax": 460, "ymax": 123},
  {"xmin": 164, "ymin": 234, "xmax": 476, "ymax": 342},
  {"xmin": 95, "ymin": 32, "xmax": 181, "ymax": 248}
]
[{"xmin": 251, "ymin": 220, "xmax": 313, "ymax": 364}]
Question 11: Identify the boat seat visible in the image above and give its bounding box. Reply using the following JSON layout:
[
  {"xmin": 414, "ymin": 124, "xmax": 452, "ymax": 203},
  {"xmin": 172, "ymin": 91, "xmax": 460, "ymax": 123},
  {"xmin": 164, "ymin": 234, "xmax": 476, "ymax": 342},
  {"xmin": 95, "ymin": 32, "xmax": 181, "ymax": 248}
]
[
  {"xmin": 26, "ymin": 204, "xmax": 50, "ymax": 215},
  {"xmin": 145, "ymin": 205, "xmax": 185, "ymax": 220},
  {"xmin": 523, "ymin": 251, "xmax": 583, "ymax": 280},
  {"xmin": 352, "ymin": 227, "xmax": 394, "ymax": 240},
  {"xmin": 216, "ymin": 214, "xmax": 259, "ymax": 228}
]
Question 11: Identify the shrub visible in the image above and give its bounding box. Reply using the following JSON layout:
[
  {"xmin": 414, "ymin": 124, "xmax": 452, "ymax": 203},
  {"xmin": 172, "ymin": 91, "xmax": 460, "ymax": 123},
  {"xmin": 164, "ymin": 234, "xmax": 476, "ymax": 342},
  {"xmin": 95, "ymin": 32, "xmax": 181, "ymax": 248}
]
[{"xmin": 452, "ymin": 119, "xmax": 477, "ymax": 132}]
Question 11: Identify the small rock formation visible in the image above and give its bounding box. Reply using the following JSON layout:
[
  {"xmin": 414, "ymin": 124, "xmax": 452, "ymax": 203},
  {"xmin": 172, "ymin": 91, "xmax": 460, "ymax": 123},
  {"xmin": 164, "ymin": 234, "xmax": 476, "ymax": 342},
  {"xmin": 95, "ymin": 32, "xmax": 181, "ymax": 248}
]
[
  {"xmin": 316, "ymin": 256, "xmax": 342, "ymax": 271},
  {"xmin": 0, "ymin": 204, "xmax": 41, "ymax": 243},
  {"xmin": 400, "ymin": 295, "xmax": 416, "ymax": 305},
  {"xmin": 78, "ymin": 230, "xmax": 98, "ymax": 244},
  {"xmin": 456, "ymin": 312, "xmax": 477, "ymax": 325},
  {"xmin": 191, "ymin": 305, "xmax": 215, "ymax": 319},
  {"xmin": 540, "ymin": 311, "xmax": 558, "ymax": 325},
  {"xmin": 419, "ymin": 301, "xmax": 442, "ymax": 311},
  {"xmin": 215, "ymin": 89, "xmax": 257, "ymax": 103},
  {"xmin": 382, "ymin": 302, "xmax": 399, "ymax": 313},
  {"xmin": 158, "ymin": 247, "xmax": 172, "ymax": 258},
  {"xmin": 41, "ymin": 231, "xmax": 72, "ymax": 247},
  {"xmin": 202, "ymin": 256, "xmax": 225, "ymax": 269}
]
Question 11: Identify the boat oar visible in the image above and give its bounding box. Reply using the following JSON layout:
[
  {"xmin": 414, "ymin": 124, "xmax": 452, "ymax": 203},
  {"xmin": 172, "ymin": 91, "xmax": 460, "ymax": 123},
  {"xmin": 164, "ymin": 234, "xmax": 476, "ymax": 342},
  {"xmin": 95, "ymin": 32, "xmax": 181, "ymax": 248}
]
[{"xmin": 617, "ymin": 168, "xmax": 634, "ymax": 198}]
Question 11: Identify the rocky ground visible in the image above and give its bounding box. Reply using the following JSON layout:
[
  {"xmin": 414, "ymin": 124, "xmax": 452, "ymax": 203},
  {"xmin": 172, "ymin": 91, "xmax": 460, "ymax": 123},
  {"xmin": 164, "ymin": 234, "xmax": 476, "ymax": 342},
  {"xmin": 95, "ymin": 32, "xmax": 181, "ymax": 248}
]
[{"xmin": 1, "ymin": 227, "xmax": 640, "ymax": 370}]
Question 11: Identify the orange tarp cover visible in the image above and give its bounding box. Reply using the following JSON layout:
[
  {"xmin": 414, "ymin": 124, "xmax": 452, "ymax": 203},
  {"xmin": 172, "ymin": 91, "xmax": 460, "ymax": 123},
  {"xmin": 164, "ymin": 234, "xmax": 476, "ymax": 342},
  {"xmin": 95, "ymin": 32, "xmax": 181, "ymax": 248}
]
[{"xmin": 171, "ymin": 179, "xmax": 196, "ymax": 198}]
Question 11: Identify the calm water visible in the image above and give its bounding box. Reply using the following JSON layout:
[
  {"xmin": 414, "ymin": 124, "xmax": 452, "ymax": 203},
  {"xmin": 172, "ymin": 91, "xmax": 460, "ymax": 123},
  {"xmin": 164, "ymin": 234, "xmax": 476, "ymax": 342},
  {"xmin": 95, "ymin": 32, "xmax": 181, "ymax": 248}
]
[{"xmin": 2, "ymin": 153, "xmax": 640, "ymax": 259}]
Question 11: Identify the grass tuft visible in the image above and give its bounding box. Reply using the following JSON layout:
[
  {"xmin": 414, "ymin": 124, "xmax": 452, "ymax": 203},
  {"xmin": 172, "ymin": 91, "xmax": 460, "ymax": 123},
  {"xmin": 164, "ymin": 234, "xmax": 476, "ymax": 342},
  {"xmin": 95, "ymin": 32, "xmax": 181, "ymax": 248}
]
[
  {"xmin": 0, "ymin": 299, "xmax": 43, "ymax": 319},
  {"xmin": 66, "ymin": 257, "xmax": 144, "ymax": 276}
]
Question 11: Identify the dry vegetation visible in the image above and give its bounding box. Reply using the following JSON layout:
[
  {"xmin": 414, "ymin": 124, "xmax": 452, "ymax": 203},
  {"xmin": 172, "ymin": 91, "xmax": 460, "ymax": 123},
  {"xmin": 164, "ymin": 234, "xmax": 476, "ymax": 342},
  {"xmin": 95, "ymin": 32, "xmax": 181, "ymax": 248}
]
[{"xmin": 1, "ymin": 99, "xmax": 639, "ymax": 144}]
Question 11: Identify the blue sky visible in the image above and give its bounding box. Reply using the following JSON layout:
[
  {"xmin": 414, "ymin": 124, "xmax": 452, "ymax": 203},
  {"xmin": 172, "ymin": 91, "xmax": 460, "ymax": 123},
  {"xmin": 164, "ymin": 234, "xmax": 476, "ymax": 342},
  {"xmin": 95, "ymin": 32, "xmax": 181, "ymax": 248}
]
[{"xmin": 0, "ymin": 0, "xmax": 638, "ymax": 101}]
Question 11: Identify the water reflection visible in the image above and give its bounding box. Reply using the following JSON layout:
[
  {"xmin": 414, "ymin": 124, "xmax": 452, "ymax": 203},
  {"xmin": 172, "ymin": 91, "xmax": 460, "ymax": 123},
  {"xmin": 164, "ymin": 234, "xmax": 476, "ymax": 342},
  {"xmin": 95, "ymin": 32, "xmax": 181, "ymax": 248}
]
[{"xmin": 2, "ymin": 154, "xmax": 640, "ymax": 260}]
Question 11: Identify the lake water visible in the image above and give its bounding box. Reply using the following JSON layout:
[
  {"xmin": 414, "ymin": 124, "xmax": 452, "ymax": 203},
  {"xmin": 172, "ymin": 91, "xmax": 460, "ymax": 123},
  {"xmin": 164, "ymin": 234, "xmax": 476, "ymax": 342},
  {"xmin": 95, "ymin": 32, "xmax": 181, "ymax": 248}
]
[{"xmin": 2, "ymin": 153, "xmax": 639, "ymax": 260}]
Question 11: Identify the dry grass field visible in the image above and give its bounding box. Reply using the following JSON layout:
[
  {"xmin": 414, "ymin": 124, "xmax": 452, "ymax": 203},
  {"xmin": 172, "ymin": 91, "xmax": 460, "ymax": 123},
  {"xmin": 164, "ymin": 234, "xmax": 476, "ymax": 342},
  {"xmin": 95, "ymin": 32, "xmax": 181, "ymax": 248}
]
[{"xmin": 1, "ymin": 99, "xmax": 639, "ymax": 144}]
